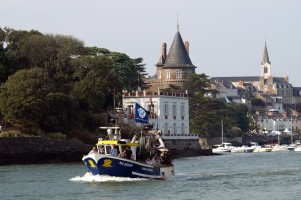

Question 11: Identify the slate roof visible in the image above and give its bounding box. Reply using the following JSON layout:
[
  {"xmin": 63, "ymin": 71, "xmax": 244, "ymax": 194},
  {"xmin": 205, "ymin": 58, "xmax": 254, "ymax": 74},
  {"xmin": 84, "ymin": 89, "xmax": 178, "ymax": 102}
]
[
  {"xmin": 273, "ymin": 77, "xmax": 290, "ymax": 84},
  {"xmin": 261, "ymin": 42, "xmax": 271, "ymax": 65},
  {"xmin": 156, "ymin": 55, "xmax": 165, "ymax": 66},
  {"xmin": 210, "ymin": 76, "xmax": 260, "ymax": 82},
  {"xmin": 163, "ymin": 31, "xmax": 196, "ymax": 68}
]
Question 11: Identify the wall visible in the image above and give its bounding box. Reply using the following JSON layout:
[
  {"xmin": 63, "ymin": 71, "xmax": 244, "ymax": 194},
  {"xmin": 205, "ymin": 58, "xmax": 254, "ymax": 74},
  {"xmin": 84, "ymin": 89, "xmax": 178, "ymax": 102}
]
[
  {"xmin": 0, "ymin": 137, "xmax": 91, "ymax": 165},
  {"xmin": 164, "ymin": 138, "xmax": 202, "ymax": 150}
]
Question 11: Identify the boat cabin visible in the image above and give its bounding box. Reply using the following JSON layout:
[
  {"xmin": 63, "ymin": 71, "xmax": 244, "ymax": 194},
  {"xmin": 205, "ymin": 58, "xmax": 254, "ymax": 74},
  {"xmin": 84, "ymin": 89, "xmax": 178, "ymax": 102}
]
[{"xmin": 97, "ymin": 127, "xmax": 139, "ymax": 160}]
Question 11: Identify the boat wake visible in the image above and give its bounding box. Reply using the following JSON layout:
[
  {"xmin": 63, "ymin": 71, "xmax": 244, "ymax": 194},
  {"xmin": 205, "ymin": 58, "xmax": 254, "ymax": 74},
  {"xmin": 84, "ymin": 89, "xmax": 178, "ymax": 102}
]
[{"xmin": 70, "ymin": 172, "xmax": 148, "ymax": 182}]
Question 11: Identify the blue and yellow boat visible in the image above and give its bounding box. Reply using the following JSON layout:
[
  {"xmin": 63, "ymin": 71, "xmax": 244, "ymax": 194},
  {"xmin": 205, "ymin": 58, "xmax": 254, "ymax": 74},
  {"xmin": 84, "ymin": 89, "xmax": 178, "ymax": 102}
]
[{"xmin": 82, "ymin": 126, "xmax": 174, "ymax": 180}]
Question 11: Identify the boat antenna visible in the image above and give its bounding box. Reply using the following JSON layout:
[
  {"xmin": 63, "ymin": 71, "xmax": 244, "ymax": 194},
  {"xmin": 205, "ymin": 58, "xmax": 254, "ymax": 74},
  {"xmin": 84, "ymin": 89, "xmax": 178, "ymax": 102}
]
[{"xmin": 221, "ymin": 120, "xmax": 224, "ymax": 144}]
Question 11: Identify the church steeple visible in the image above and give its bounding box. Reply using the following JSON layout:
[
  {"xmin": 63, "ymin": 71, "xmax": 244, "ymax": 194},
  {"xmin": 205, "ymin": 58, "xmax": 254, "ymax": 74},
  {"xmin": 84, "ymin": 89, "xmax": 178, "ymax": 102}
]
[
  {"xmin": 261, "ymin": 42, "xmax": 272, "ymax": 79},
  {"xmin": 261, "ymin": 42, "xmax": 271, "ymax": 65}
]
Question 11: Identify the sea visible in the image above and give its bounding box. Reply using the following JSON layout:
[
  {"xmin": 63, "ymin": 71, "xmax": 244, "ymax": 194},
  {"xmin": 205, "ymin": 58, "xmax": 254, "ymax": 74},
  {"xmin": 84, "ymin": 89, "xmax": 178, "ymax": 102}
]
[{"xmin": 1, "ymin": 152, "xmax": 301, "ymax": 200}]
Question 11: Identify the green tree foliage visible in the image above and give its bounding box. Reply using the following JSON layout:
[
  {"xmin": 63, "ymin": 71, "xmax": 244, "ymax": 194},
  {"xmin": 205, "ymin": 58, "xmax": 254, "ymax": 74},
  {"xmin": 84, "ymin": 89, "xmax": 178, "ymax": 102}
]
[
  {"xmin": 40, "ymin": 92, "xmax": 80, "ymax": 133},
  {"xmin": 0, "ymin": 68, "xmax": 55, "ymax": 131},
  {"xmin": 251, "ymin": 97, "xmax": 266, "ymax": 107},
  {"xmin": 183, "ymin": 73, "xmax": 211, "ymax": 96},
  {"xmin": 3, "ymin": 28, "xmax": 42, "ymax": 76},
  {"xmin": 71, "ymin": 56, "xmax": 116, "ymax": 112},
  {"xmin": 185, "ymin": 74, "xmax": 250, "ymax": 137},
  {"xmin": 0, "ymin": 27, "xmax": 147, "ymax": 137}
]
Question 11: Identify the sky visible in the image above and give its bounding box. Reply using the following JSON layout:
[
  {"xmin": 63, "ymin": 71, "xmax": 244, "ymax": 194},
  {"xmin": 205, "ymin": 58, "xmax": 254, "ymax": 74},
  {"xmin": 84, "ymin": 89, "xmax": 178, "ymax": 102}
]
[{"xmin": 2, "ymin": 0, "xmax": 301, "ymax": 85}]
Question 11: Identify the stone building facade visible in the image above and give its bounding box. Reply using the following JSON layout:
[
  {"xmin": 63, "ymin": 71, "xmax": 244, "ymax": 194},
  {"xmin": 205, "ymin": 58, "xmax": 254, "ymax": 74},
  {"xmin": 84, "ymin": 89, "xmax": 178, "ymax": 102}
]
[{"xmin": 147, "ymin": 28, "xmax": 196, "ymax": 91}]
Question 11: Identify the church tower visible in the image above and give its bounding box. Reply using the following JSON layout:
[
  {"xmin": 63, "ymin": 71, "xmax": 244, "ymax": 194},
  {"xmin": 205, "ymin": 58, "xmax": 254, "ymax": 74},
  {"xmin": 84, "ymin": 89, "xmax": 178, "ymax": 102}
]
[
  {"xmin": 261, "ymin": 42, "xmax": 271, "ymax": 79},
  {"xmin": 259, "ymin": 42, "xmax": 275, "ymax": 94}
]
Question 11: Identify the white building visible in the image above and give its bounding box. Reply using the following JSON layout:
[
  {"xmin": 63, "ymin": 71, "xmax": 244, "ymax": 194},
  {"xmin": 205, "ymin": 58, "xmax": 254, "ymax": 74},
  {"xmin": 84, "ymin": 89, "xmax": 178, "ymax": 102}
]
[{"xmin": 122, "ymin": 90, "xmax": 198, "ymax": 139}]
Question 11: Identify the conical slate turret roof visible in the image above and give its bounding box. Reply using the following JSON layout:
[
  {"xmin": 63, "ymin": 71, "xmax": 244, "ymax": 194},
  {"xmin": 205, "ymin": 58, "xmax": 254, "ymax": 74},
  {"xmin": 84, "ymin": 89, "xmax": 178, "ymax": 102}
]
[
  {"xmin": 164, "ymin": 31, "xmax": 195, "ymax": 68},
  {"xmin": 156, "ymin": 55, "xmax": 165, "ymax": 66},
  {"xmin": 261, "ymin": 42, "xmax": 271, "ymax": 65}
]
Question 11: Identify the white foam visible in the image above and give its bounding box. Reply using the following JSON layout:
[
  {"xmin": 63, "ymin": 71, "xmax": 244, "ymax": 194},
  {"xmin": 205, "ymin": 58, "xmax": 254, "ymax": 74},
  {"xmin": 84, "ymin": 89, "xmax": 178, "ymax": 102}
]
[{"xmin": 70, "ymin": 172, "xmax": 148, "ymax": 182}]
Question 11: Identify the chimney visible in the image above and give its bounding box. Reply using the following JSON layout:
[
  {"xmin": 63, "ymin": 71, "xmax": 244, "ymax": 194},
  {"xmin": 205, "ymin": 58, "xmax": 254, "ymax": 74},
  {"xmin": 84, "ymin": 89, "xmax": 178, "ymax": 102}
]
[
  {"xmin": 162, "ymin": 43, "xmax": 167, "ymax": 60},
  {"xmin": 184, "ymin": 41, "xmax": 189, "ymax": 55},
  {"xmin": 284, "ymin": 76, "xmax": 289, "ymax": 82}
]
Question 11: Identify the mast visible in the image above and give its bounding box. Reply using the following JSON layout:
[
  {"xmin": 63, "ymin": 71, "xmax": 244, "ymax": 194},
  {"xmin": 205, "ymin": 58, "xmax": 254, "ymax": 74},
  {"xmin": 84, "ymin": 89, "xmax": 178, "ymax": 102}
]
[{"xmin": 221, "ymin": 120, "xmax": 224, "ymax": 144}]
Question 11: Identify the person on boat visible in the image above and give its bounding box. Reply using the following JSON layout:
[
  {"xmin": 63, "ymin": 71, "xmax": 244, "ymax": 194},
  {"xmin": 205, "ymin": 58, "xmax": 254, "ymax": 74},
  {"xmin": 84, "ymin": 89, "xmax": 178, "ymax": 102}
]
[
  {"xmin": 153, "ymin": 155, "xmax": 162, "ymax": 166},
  {"xmin": 110, "ymin": 145, "xmax": 118, "ymax": 156},
  {"xmin": 98, "ymin": 146, "xmax": 104, "ymax": 154},
  {"xmin": 89, "ymin": 147, "xmax": 98, "ymax": 155},
  {"xmin": 146, "ymin": 158, "xmax": 152, "ymax": 165},
  {"xmin": 118, "ymin": 148, "xmax": 126, "ymax": 158},
  {"xmin": 125, "ymin": 146, "xmax": 133, "ymax": 159}
]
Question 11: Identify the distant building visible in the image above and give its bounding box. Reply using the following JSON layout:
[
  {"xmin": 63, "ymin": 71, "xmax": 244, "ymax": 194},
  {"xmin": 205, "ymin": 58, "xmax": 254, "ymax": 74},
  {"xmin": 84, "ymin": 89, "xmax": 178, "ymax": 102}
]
[
  {"xmin": 147, "ymin": 27, "xmax": 196, "ymax": 91},
  {"xmin": 210, "ymin": 42, "xmax": 295, "ymax": 110},
  {"xmin": 122, "ymin": 90, "xmax": 198, "ymax": 139}
]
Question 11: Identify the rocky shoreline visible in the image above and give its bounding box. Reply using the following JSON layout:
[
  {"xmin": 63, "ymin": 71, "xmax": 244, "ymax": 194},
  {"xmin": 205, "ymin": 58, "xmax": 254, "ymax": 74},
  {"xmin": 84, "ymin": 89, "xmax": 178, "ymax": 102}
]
[{"xmin": 0, "ymin": 137, "xmax": 213, "ymax": 165}]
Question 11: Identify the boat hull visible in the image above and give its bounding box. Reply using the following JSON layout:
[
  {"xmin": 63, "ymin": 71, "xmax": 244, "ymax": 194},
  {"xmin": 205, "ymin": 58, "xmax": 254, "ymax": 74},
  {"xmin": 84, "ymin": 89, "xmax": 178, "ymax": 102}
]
[
  {"xmin": 83, "ymin": 154, "xmax": 174, "ymax": 180},
  {"xmin": 231, "ymin": 147, "xmax": 254, "ymax": 153},
  {"xmin": 253, "ymin": 147, "xmax": 272, "ymax": 153}
]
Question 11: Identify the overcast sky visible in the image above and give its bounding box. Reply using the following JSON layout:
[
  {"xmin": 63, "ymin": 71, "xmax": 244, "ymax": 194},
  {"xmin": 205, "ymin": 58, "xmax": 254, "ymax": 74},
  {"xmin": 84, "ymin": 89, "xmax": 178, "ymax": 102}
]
[{"xmin": 2, "ymin": 0, "xmax": 301, "ymax": 85}]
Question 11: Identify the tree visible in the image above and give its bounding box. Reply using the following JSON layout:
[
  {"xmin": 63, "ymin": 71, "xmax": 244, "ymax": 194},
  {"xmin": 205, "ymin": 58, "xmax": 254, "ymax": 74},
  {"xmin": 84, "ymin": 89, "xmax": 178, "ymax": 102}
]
[
  {"xmin": 183, "ymin": 73, "xmax": 211, "ymax": 96},
  {"xmin": 40, "ymin": 92, "xmax": 81, "ymax": 134},
  {"xmin": 251, "ymin": 97, "xmax": 266, "ymax": 107},
  {"xmin": 71, "ymin": 55, "xmax": 118, "ymax": 112},
  {"xmin": 0, "ymin": 68, "xmax": 55, "ymax": 132}
]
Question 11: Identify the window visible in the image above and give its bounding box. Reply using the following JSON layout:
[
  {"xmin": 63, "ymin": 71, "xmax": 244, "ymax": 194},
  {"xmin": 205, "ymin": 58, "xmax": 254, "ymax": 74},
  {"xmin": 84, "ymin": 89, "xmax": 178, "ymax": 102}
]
[
  {"xmin": 176, "ymin": 70, "xmax": 182, "ymax": 78},
  {"xmin": 164, "ymin": 104, "xmax": 169, "ymax": 119},
  {"xmin": 158, "ymin": 70, "xmax": 161, "ymax": 79},
  {"xmin": 165, "ymin": 122, "xmax": 168, "ymax": 135},
  {"xmin": 127, "ymin": 105, "xmax": 134, "ymax": 118},
  {"xmin": 181, "ymin": 123, "xmax": 185, "ymax": 134},
  {"xmin": 172, "ymin": 104, "xmax": 177, "ymax": 119},
  {"xmin": 166, "ymin": 70, "xmax": 170, "ymax": 79},
  {"xmin": 173, "ymin": 123, "xmax": 176, "ymax": 134},
  {"xmin": 128, "ymin": 105, "xmax": 134, "ymax": 114},
  {"xmin": 181, "ymin": 105, "xmax": 185, "ymax": 120},
  {"xmin": 264, "ymin": 66, "xmax": 268, "ymax": 74}
]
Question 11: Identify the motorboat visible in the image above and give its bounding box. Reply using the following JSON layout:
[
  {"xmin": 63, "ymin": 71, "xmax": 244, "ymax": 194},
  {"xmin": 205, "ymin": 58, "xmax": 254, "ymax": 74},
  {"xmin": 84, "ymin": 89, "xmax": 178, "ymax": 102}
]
[
  {"xmin": 82, "ymin": 126, "xmax": 174, "ymax": 180},
  {"xmin": 251, "ymin": 142, "xmax": 272, "ymax": 153},
  {"xmin": 271, "ymin": 144, "xmax": 289, "ymax": 152},
  {"xmin": 231, "ymin": 145, "xmax": 254, "ymax": 153},
  {"xmin": 212, "ymin": 142, "xmax": 235, "ymax": 153},
  {"xmin": 294, "ymin": 145, "xmax": 301, "ymax": 152},
  {"xmin": 286, "ymin": 144, "xmax": 296, "ymax": 151}
]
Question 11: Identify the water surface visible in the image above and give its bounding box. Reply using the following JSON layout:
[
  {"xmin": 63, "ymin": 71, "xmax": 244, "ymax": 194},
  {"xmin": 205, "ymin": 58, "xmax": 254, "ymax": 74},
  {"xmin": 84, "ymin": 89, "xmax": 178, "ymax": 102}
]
[{"xmin": 1, "ymin": 152, "xmax": 301, "ymax": 200}]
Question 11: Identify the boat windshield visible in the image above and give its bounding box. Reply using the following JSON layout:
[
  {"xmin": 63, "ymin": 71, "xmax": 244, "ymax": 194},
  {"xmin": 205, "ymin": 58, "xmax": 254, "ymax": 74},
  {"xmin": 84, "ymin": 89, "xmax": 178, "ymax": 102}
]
[{"xmin": 105, "ymin": 145, "xmax": 112, "ymax": 155}]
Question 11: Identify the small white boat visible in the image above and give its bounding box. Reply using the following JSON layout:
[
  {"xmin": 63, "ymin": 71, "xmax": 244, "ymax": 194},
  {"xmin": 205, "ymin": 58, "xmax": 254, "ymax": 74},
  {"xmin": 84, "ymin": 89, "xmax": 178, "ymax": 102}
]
[
  {"xmin": 271, "ymin": 144, "xmax": 289, "ymax": 152},
  {"xmin": 212, "ymin": 142, "xmax": 235, "ymax": 153},
  {"xmin": 231, "ymin": 145, "xmax": 254, "ymax": 153},
  {"xmin": 251, "ymin": 142, "xmax": 272, "ymax": 153},
  {"xmin": 294, "ymin": 145, "xmax": 301, "ymax": 152},
  {"xmin": 286, "ymin": 144, "xmax": 296, "ymax": 151}
]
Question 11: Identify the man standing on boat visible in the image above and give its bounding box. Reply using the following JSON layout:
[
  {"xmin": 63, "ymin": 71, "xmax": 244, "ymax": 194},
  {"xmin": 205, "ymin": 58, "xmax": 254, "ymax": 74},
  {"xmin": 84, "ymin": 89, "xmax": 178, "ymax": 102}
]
[
  {"xmin": 98, "ymin": 146, "xmax": 105, "ymax": 154},
  {"xmin": 88, "ymin": 147, "xmax": 97, "ymax": 155},
  {"xmin": 110, "ymin": 145, "xmax": 118, "ymax": 156},
  {"xmin": 125, "ymin": 146, "xmax": 133, "ymax": 159}
]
